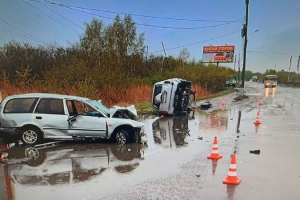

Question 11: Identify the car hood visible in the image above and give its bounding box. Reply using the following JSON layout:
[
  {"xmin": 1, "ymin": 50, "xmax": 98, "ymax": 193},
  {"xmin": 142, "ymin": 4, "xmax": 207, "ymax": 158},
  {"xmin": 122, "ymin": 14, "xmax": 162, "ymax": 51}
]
[
  {"xmin": 88, "ymin": 100, "xmax": 138, "ymax": 120},
  {"xmin": 110, "ymin": 105, "xmax": 138, "ymax": 120}
]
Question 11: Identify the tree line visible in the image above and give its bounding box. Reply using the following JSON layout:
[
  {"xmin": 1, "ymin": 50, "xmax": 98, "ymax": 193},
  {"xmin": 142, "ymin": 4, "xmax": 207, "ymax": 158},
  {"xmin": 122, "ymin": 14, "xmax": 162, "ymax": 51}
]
[{"xmin": 0, "ymin": 15, "xmax": 235, "ymax": 102}]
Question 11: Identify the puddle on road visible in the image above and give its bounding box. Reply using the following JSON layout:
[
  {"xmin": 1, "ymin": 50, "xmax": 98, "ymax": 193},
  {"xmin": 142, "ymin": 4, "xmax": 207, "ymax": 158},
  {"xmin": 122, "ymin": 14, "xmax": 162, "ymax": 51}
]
[
  {"xmin": 0, "ymin": 140, "xmax": 146, "ymax": 187},
  {"xmin": 0, "ymin": 107, "xmax": 233, "ymax": 198},
  {"xmin": 150, "ymin": 108, "xmax": 231, "ymax": 148},
  {"xmin": 195, "ymin": 109, "xmax": 230, "ymax": 131}
]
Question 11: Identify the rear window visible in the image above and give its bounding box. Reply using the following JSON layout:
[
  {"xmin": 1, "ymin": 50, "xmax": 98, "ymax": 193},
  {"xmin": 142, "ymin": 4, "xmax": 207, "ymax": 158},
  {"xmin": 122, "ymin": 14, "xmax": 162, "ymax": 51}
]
[
  {"xmin": 35, "ymin": 98, "xmax": 65, "ymax": 115},
  {"xmin": 4, "ymin": 98, "xmax": 38, "ymax": 113}
]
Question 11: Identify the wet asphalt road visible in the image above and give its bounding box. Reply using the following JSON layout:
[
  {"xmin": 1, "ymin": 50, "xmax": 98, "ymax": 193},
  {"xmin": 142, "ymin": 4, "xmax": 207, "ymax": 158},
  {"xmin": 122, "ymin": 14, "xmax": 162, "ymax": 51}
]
[{"xmin": 1, "ymin": 82, "xmax": 300, "ymax": 200}]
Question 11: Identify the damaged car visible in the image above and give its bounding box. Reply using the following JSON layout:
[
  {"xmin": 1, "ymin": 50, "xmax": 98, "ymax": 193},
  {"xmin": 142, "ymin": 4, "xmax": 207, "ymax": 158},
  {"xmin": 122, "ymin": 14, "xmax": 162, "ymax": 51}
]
[
  {"xmin": 0, "ymin": 93, "xmax": 145, "ymax": 145},
  {"xmin": 152, "ymin": 78, "xmax": 195, "ymax": 115}
]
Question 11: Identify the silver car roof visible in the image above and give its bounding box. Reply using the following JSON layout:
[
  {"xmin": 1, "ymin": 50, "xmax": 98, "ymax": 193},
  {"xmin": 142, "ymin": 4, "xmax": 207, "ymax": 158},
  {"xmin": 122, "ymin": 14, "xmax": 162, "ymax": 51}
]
[{"xmin": 5, "ymin": 93, "xmax": 90, "ymax": 101}]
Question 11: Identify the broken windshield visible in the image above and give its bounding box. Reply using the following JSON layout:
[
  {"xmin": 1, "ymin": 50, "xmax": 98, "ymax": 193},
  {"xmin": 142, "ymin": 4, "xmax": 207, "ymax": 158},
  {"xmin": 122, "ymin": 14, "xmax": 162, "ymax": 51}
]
[{"xmin": 87, "ymin": 100, "xmax": 110, "ymax": 116}]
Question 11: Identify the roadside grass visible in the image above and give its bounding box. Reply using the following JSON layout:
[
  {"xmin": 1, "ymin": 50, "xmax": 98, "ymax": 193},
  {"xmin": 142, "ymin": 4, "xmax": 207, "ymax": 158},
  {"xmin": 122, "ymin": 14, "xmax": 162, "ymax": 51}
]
[
  {"xmin": 233, "ymin": 94, "xmax": 249, "ymax": 101},
  {"xmin": 136, "ymin": 87, "xmax": 236, "ymax": 115},
  {"xmin": 196, "ymin": 87, "xmax": 236, "ymax": 101}
]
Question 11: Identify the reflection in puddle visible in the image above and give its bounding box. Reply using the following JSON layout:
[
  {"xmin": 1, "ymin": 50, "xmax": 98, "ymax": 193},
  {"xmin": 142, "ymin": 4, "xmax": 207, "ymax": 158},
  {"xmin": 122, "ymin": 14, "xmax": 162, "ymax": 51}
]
[
  {"xmin": 196, "ymin": 109, "xmax": 229, "ymax": 130},
  {"xmin": 152, "ymin": 114, "xmax": 191, "ymax": 148},
  {"xmin": 0, "ymin": 141, "xmax": 147, "ymax": 188},
  {"xmin": 265, "ymin": 87, "xmax": 276, "ymax": 98}
]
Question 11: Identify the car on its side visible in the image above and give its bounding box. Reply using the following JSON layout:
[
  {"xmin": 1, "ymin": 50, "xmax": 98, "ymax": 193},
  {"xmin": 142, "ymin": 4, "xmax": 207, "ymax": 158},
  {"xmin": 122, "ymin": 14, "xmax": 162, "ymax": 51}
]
[
  {"xmin": 0, "ymin": 93, "xmax": 145, "ymax": 145},
  {"xmin": 152, "ymin": 78, "xmax": 195, "ymax": 115}
]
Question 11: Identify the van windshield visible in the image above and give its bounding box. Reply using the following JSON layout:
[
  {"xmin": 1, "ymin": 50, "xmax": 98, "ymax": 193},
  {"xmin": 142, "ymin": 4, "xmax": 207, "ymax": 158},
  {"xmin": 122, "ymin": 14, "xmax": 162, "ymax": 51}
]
[{"xmin": 265, "ymin": 76, "xmax": 277, "ymax": 81}]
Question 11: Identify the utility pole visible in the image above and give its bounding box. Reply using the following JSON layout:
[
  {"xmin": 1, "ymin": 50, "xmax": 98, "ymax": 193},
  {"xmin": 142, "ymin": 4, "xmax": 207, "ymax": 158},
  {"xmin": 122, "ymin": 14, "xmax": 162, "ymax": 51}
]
[
  {"xmin": 161, "ymin": 42, "xmax": 171, "ymax": 73},
  {"xmin": 146, "ymin": 45, "xmax": 148, "ymax": 62},
  {"xmin": 233, "ymin": 55, "xmax": 236, "ymax": 71},
  {"xmin": 297, "ymin": 55, "xmax": 300, "ymax": 82},
  {"xmin": 241, "ymin": 0, "xmax": 249, "ymax": 94},
  {"xmin": 288, "ymin": 56, "xmax": 292, "ymax": 82},
  {"xmin": 238, "ymin": 53, "xmax": 241, "ymax": 85}
]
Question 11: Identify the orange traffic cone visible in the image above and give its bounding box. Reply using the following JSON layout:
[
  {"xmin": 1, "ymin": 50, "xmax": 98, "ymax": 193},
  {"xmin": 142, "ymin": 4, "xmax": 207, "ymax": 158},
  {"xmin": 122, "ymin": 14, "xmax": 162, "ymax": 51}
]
[
  {"xmin": 221, "ymin": 98, "xmax": 225, "ymax": 107},
  {"xmin": 207, "ymin": 137, "xmax": 222, "ymax": 160},
  {"xmin": 258, "ymin": 98, "xmax": 263, "ymax": 106},
  {"xmin": 253, "ymin": 111, "xmax": 261, "ymax": 125},
  {"xmin": 223, "ymin": 153, "xmax": 241, "ymax": 185}
]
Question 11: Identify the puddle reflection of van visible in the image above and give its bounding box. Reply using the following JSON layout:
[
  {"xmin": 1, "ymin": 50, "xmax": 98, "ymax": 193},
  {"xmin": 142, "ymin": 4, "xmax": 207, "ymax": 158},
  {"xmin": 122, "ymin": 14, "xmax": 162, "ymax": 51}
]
[
  {"xmin": 6, "ymin": 142, "xmax": 146, "ymax": 186},
  {"xmin": 152, "ymin": 113, "xmax": 192, "ymax": 148},
  {"xmin": 152, "ymin": 78, "xmax": 195, "ymax": 115}
]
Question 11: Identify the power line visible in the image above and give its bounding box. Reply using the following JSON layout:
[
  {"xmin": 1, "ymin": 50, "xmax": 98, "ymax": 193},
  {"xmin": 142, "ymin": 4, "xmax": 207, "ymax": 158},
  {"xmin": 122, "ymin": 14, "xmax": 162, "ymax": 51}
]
[
  {"xmin": 149, "ymin": 29, "xmax": 241, "ymax": 53},
  {"xmin": 39, "ymin": 2, "xmax": 84, "ymax": 30},
  {"xmin": 66, "ymin": 6, "xmax": 243, "ymax": 30},
  {"xmin": 27, "ymin": 0, "xmax": 244, "ymax": 30},
  {"xmin": 22, "ymin": 0, "xmax": 81, "ymax": 34},
  {"xmin": 3, "ymin": 0, "xmax": 71, "ymax": 43},
  {"xmin": 248, "ymin": 51, "xmax": 298, "ymax": 55},
  {"xmin": 0, "ymin": 22, "xmax": 38, "ymax": 44},
  {"xmin": 0, "ymin": 19, "xmax": 48, "ymax": 45},
  {"xmin": 28, "ymin": 0, "xmax": 244, "ymax": 23}
]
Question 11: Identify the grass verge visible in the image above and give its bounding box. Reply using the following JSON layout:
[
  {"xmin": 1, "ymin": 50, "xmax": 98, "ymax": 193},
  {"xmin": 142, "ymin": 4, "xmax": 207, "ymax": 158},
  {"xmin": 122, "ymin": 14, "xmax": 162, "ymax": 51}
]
[
  {"xmin": 233, "ymin": 94, "xmax": 249, "ymax": 101},
  {"xmin": 136, "ymin": 87, "xmax": 236, "ymax": 115}
]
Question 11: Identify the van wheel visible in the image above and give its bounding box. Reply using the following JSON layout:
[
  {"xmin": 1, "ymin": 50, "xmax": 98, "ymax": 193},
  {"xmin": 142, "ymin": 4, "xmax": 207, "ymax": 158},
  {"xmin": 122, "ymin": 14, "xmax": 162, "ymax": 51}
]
[
  {"xmin": 115, "ymin": 130, "xmax": 130, "ymax": 144},
  {"xmin": 20, "ymin": 127, "xmax": 41, "ymax": 145}
]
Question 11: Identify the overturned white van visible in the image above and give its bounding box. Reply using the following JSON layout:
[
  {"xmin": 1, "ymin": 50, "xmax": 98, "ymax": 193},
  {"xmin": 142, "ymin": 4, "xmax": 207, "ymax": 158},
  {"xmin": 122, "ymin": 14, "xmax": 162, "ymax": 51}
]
[{"xmin": 152, "ymin": 78, "xmax": 195, "ymax": 115}]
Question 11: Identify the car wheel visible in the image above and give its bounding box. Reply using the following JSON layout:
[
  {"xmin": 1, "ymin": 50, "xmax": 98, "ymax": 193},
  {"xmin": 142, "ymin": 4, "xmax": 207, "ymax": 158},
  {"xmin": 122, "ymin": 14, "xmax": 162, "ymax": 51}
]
[
  {"xmin": 115, "ymin": 130, "xmax": 130, "ymax": 144},
  {"xmin": 20, "ymin": 127, "xmax": 42, "ymax": 145}
]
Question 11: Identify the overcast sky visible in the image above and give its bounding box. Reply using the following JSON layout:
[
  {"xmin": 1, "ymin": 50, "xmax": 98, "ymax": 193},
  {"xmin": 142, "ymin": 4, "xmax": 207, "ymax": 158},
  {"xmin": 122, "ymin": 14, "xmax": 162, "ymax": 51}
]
[{"xmin": 0, "ymin": 0, "xmax": 299, "ymax": 73}]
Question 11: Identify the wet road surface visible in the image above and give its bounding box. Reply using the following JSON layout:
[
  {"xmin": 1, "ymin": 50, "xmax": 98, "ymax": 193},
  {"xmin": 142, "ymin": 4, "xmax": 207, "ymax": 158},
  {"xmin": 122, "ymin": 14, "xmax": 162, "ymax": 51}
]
[{"xmin": 1, "ymin": 82, "xmax": 300, "ymax": 200}]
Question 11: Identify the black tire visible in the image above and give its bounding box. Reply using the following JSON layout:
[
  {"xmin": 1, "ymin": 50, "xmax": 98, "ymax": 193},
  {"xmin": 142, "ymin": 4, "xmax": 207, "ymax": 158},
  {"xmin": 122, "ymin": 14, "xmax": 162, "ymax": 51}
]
[
  {"xmin": 114, "ymin": 129, "xmax": 130, "ymax": 144},
  {"xmin": 20, "ymin": 127, "xmax": 42, "ymax": 146}
]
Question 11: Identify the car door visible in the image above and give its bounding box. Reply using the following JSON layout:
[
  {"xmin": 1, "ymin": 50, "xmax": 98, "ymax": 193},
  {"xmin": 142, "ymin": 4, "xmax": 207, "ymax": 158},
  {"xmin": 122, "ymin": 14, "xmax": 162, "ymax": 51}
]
[
  {"xmin": 66, "ymin": 100, "xmax": 107, "ymax": 138},
  {"xmin": 32, "ymin": 98, "xmax": 69, "ymax": 138}
]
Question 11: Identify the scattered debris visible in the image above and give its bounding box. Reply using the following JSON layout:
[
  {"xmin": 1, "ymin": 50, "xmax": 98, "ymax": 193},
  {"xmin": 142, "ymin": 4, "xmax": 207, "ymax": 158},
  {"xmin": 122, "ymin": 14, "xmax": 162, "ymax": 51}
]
[
  {"xmin": 197, "ymin": 136, "xmax": 203, "ymax": 140},
  {"xmin": 200, "ymin": 100, "xmax": 212, "ymax": 110},
  {"xmin": 141, "ymin": 133, "xmax": 148, "ymax": 145},
  {"xmin": 237, "ymin": 136, "xmax": 240, "ymax": 138},
  {"xmin": 249, "ymin": 150, "xmax": 260, "ymax": 155},
  {"xmin": 195, "ymin": 174, "xmax": 200, "ymax": 177}
]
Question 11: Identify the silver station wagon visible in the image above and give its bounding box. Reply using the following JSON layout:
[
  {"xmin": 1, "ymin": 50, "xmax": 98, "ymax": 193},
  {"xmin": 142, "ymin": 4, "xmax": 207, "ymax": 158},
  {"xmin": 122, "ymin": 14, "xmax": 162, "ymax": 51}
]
[{"xmin": 0, "ymin": 93, "xmax": 145, "ymax": 145}]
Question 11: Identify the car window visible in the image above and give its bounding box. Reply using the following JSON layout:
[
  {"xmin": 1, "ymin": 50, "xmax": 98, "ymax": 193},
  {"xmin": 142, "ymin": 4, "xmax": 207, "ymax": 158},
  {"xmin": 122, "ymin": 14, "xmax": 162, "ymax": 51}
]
[
  {"xmin": 35, "ymin": 98, "xmax": 65, "ymax": 115},
  {"xmin": 4, "ymin": 98, "xmax": 38, "ymax": 113},
  {"xmin": 68, "ymin": 100, "xmax": 104, "ymax": 117}
]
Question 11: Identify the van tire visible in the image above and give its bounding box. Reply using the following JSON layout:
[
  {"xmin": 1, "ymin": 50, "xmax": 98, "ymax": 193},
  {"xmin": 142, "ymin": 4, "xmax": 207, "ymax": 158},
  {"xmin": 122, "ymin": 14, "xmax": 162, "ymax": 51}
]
[{"xmin": 20, "ymin": 127, "xmax": 42, "ymax": 146}]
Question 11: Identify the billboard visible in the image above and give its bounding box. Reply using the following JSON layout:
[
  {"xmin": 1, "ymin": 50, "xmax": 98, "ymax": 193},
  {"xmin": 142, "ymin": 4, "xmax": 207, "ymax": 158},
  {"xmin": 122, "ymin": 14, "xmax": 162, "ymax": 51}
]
[{"xmin": 202, "ymin": 45, "xmax": 235, "ymax": 63}]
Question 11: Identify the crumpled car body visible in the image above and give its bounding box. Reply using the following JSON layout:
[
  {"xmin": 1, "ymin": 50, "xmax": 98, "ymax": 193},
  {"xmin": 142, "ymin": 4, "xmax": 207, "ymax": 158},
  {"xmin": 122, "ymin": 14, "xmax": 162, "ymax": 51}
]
[{"xmin": 0, "ymin": 93, "xmax": 145, "ymax": 145}]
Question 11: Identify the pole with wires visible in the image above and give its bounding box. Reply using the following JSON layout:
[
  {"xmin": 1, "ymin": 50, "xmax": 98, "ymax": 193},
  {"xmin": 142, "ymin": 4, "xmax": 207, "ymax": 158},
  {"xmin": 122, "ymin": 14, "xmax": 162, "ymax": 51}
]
[{"xmin": 241, "ymin": 0, "xmax": 249, "ymax": 95}]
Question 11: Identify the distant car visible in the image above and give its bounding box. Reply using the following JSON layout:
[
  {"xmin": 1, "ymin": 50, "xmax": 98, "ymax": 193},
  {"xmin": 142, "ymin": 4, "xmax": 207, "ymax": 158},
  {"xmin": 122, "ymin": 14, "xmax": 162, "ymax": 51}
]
[
  {"xmin": 225, "ymin": 76, "xmax": 237, "ymax": 88},
  {"xmin": 0, "ymin": 93, "xmax": 145, "ymax": 145},
  {"xmin": 214, "ymin": 53, "xmax": 227, "ymax": 61}
]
